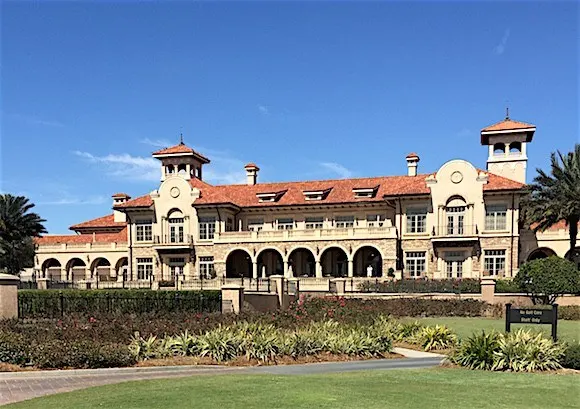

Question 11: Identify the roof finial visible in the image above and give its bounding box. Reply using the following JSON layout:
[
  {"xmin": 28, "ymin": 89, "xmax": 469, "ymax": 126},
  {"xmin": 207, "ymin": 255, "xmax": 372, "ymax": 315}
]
[
  {"xmin": 505, "ymin": 106, "xmax": 510, "ymax": 120},
  {"xmin": 179, "ymin": 132, "xmax": 184, "ymax": 145}
]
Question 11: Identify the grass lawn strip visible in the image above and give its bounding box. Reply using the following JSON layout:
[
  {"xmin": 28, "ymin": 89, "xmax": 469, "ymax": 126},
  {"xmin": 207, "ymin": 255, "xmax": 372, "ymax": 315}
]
[{"xmin": 5, "ymin": 368, "xmax": 578, "ymax": 409}]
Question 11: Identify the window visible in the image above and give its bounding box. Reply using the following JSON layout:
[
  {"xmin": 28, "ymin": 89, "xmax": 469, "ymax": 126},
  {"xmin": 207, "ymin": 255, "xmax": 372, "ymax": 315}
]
[
  {"xmin": 137, "ymin": 258, "xmax": 153, "ymax": 280},
  {"xmin": 199, "ymin": 256, "xmax": 215, "ymax": 279},
  {"xmin": 353, "ymin": 187, "xmax": 378, "ymax": 199},
  {"xmin": 226, "ymin": 217, "xmax": 234, "ymax": 232},
  {"xmin": 405, "ymin": 252, "xmax": 426, "ymax": 277},
  {"xmin": 135, "ymin": 219, "xmax": 152, "ymax": 242},
  {"xmin": 406, "ymin": 208, "xmax": 427, "ymax": 233},
  {"xmin": 485, "ymin": 204, "xmax": 507, "ymax": 231},
  {"xmin": 168, "ymin": 257, "xmax": 185, "ymax": 279},
  {"xmin": 248, "ymin": 218, "xmax": 264, "ymax": 232},
  {"xmin": 446, "ymin": 206, "xmax": 465, "ymax": 235},
  {"xmin": 367, "ymin": 214, "xmax": 385, "ymax": 227},
  {"xmin": 484, "ymin": 250, "xmax": 506, "ymax": 276},
  {"xmin": 199, "ymin": 216, "xmax": 216, "ymax": 240},
  {"xmin": 444, "ymin": 251, "xmax": 465, "ymax": 278},
  {"xmin": 305, "ymin": 217, "xmax": 324, "ymax": 229},
  {"xmin": 277, "ymin": 218, "xmax": 294, "ymax": 230},
  {"xmin": 335, "ymin": 215, "xmax": 355, "ymax": 228},
  {"xmin": 169, "ymin": 217, "xmax": 184, "ymax": 243}
]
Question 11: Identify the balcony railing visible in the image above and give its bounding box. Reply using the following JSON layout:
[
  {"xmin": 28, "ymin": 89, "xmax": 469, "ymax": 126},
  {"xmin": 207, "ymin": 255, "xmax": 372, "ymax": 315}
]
[
  {"xmin": 213, "ymin": 226, "xmax": 396, "ymax": 243},
  {"xmin": 153, "ymin": 234, "xmax": 194, "ymax": 245},
  {"xmin": 432, "ymin": 224, "xmax": 478, "ymax": 238},
  {"xmin": 37, "ymin": 242, "xmax": 127, "ymax": 252}
]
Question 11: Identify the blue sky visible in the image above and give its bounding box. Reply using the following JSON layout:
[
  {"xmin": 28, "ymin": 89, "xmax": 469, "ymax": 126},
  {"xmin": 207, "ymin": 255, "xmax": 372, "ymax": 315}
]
[{"xmin": 1, "ymin": 1, "xmax": 578, "ymax": 234}]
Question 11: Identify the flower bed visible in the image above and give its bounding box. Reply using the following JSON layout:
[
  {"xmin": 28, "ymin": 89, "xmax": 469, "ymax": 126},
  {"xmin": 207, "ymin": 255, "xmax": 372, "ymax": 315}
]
[{"xmin": 358, "ymin": 278, "xmax": 481, "ymax": 294}]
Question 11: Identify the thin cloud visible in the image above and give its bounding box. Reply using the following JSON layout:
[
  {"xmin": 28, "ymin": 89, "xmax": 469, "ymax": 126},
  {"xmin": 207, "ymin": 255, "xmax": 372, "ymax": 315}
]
[
  {"xmin": 494, "ymin": 29, "xmax": 511, "ymax": 55},
  {"xmin": 258, "ymin": 105, "xmax": 269, "ymax": 115},
  {"xmin": 38, "ymin": 196, "xmax": 108, "ymax": 206},
  {"xmin": 7, "ymin": 113, "xmax": 65, "ymax": 127},
  {"xmin": 319, "ymin": 162, "xmax": 354, "ymax": 179},
  {"xmin": 140, "ymin": 138, "xmax": 173, "ymax": 148}
]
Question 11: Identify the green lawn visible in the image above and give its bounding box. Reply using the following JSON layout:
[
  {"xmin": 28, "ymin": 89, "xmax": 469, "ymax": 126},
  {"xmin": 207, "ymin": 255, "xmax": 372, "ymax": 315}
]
[
  {"xmin": 7, "ymin": 369, "xmax": 579, "ymax": 409},
  {"xmin": 410, "ymin": 317, "xmax": 580, "ymax": 343}
]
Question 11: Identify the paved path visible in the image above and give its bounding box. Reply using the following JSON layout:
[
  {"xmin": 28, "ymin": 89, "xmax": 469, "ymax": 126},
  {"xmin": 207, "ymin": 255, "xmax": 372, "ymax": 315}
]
[{"xmin": 0, "ymin": 351, "xmax": 445, "ymax": 406}]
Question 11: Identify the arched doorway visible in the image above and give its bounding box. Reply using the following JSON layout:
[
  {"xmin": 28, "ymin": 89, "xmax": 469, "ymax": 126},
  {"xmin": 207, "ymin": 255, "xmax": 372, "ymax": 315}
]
[
  {"xmin": 257, "ymin": 249, "xmax": 283, "ymax": 277},
  {"xmin": 115, "ymin": 257, "xmax": 128, "ymax": 281},
  {"xmin": 527, "ymin": 247, "xmax": 557, "ymax": 261},
  {"xmin": 321, "ymin": 247, "xmax": 348, "ymax": 277},
  {"xmin": 66, "ymin": 258, "xmax": 86, "ymax": 281},
  {"xmin": 565, "ymin": 247, "xmax": 580, "ymax": 270},
  {"xmin": 288, "ymin": 248, "xmax": 315, "ymax": 277},
  {"xmin": 41, "ymin": 259, "xmax": 61, "ymax": 280},
  {"xmin": 226, "ymin": 249, "xmax": 252, "ymax": 278},
  {"xmin": 91, "ymin": 258, "xmax": 112, "ymax": 281},
  {"xmin": 353, "ymin": 246, "xmax": 382, "ymax": 277}
]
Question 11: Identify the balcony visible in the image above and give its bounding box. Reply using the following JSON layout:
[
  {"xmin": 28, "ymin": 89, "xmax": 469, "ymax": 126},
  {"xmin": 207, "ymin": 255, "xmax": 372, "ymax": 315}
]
[
  {"xmin": 431, "ymin": 224, "xmax": 479, "ymax": 242},
  {"xmin": 36, "ymin": 241, "xmax": 127, "ymax": 253},
  {"xmin": 213, "ymin": 226, "xmax": 397, "ymax": 244},
  {"xmin": 153, "ymin": 234, "xmax": 194, "ymax": 250}
]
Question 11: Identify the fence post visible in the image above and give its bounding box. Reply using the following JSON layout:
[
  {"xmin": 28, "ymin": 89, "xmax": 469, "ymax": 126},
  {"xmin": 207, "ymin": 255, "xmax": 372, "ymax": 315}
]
[
  {"xmin": 221, "ymin": 284, "xmax": 244, "ymax": 314},
  {"xmin": 0, "ymin": 273, "xmax": 19, "ymax": 319},
  {"xmin": 552, "ymin": 304, "xmax": 558, "ymax": 342},
  {"xmin": 481, "ymin": 277, "xmax": 497, "ymax": 303},
  {"xmin": 505, "ymin": 303, "xmax": 511, "ymax": 333},
  {"xmin": 59, "ymin": 292, "xmax": 65, "ymax": 317}
]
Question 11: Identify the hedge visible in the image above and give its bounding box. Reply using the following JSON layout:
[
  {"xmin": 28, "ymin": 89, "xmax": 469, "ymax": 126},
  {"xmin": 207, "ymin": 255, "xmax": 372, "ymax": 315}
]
[
  {"xmin": 357, "ymin": 279, "xmax": 481, "ymax": 294},
  {"xmin": 17, "ymin": 290, "xmax": 221, "ymax": 318}
]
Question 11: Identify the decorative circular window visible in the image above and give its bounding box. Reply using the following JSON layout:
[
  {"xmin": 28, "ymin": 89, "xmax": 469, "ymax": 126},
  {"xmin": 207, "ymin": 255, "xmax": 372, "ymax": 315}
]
[
  {"xmin": 450, "ymin": 171, "xmax": 463, "ymax": 184},
  {"xmin": 170, "ymin": 187, "xmax": 180, "ymax": 198}
]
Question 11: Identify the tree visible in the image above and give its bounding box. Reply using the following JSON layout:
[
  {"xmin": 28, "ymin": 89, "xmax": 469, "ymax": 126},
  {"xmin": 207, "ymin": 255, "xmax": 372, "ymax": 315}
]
[
  {"xmin": 526, "ymin": 144, "xmax": 580, "ymax": 260},
  {"xmin": 0, "ymin": 194, "xmax": 46, "ymax": 275},
  {"xmin": 514, "ymin": 256, "xmax": 580, "ymax": 305}
]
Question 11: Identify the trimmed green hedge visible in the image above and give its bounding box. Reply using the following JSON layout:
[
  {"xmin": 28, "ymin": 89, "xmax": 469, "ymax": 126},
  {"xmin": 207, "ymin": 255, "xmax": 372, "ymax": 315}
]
[
  {"xmin": 358, "ymin": 279, "xmax": 481, "ymax": 294},
  {"xmin": 495, "ymin": 279, "xmax": 521, "ymax": 293},
  {"xmin": 18, "ymin": 290, "xmax": 221, "ymax": 318}
]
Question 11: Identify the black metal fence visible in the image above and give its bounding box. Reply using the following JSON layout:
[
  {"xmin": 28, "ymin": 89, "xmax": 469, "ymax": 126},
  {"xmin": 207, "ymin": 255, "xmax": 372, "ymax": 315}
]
[{"xmin": 18, "ymin": 290, "xmax": 222, "ymax": 318}]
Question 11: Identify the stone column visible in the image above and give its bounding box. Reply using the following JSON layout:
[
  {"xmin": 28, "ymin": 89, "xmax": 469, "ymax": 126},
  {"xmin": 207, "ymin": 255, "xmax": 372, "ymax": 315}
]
[
  {"xmin": 347, "ymin": 260, "xmax": 354, "ymax": 278},
  {"xmin": 481, "ymin": 277, "xmax": 496, "ymax": 303},
  {"xmin": 252, "ymin": 262, "xmax": 258, "ymax": 279},
  {"xmin": 0, "ymin": 274, "xmax": 19, "ymax": 319},
  {"xmin": 37, "ymin": 278, "xmax": 50, "ymax": 290},
  {"xmin": 221, "ymin": 284, "xmax": 244, "ymax": 314},
  {"xmin": 315, "ymin": 260, "xmax": 322, "ymax": 278},
  {"xmin": 283, "ymin": 261, "xmax": 289, "ymax": 278}
]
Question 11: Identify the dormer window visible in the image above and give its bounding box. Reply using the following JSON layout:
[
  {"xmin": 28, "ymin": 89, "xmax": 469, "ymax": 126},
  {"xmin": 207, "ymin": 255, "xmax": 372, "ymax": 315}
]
[
  {"xmin": 256, "ymin": 191, "xmax": 286, "ymax": 203},
  {"xmin": 353, "ymin": 186, "xmax": 378, "ymax": 199},
  {"xmin": 303, "ymin": 188, "xmax": 331, "ymax": 201}
]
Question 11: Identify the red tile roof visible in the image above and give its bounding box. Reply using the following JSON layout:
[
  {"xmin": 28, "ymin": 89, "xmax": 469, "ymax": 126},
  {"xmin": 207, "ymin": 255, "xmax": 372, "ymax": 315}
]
[
  {"xmin": 112, "ymin": 193, "xmax": 130, "ymax": 199},
  {"xmin": 483, "ymin": 173, "xmax": 525, "ymax": 191},
  {"xmin": 152, "ymin": 143, "xmax": 210, "ymax": 163},
  {"xmin": 532, "ymin": 220, "xmax": 579, "ymax": 232},
  {"xmin": 406, "ymin": 153, "xmax": 420, "ymax": 159},
  {"xmin": 36, "ymin": 228, "xmax": 128, "ymax": 245},
  {"xmin": 481, "ymin": 118, "xmax": 536, "ymax": 132},
  {"xmin": 244, "ymin": 163, "xmax": 260, "ymax": 170},
  {"xmin": 114, "ymin": 194, "xmax": 154, "ymax": 209},
  {"xmin": 69, "ymin": 214, "xmax": 126, "ymax": 231}
]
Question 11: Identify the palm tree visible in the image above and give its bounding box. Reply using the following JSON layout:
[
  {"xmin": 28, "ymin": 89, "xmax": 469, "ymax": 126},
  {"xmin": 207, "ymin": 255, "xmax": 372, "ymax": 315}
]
[
  {"xmin": 526, "ymin": 144, "xmax": 580, "ymax": 260},
  {"xmin": 0, "ymin": 194, "xmax": 47, "ymax": 275}
]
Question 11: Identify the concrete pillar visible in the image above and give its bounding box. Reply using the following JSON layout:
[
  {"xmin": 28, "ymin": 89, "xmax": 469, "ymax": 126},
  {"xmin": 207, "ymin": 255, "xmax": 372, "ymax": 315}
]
[
  {"xmin": 37, "ymin": 278, "xmax": 50, "ymax": 290},
  {"xmin": 221, "ymin": 284, "xmax": 244, "ymax": 314},
  {"xmin": 283, "ymin": 261, "xmax": 289, "ymax": 278},
  {"xmin": 481, "ymin": 277, "xmax": 496, "ymax": 303},
  {"xmin": 252, "ymin": 262, "xmax": 258, "ymax": 279},
  {"xmin": 315, "ymin": 260, "xmax": 322, "ymax": 278},
  {"xmin": 347, "ymin": 260, "xmax": 354, "ymax": 278},
  {"xmin": 0, "ymin": 274, "xmax": 19, "ymax": 319},
  {"xmin": 269, "ymin": 275, "xmax": 288, "ymax": 309},
  {"xmin": 330, "ymin": 278, "xmax": 346, "ymax": 296}
]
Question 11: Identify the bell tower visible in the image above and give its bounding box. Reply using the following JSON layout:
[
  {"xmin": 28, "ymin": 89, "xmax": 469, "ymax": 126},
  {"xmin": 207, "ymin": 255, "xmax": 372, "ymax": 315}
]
[
  {"xmin": 152, "ymin": 136, "xmax": 210, "ymax": 182},
  {"xmin": 480, "ymin": 111, "xmax": 536, "ymax": 184}
]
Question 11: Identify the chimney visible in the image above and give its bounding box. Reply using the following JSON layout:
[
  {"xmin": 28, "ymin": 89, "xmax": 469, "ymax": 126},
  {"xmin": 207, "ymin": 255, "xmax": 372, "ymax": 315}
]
[
  {"xmin": 406, "ymin": 153, "xmax": 420, "ymax": 177},
  {"xmin": 244, "ymin": 163, "xmax": 260, "ymax": 185},
  {"xmin": 112, "ymin": 193, "xmax": 131, "ymax": 222}
]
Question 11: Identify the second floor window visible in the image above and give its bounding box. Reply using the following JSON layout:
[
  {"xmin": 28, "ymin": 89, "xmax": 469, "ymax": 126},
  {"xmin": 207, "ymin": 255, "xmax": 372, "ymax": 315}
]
[
  {"xmin": 485, "ymin": 204, "xmax": 507, "ymax": 231},
  {"xmin": 335, "ymin": 215, "xmax": 355, "ymax": 228},
  {"xmin": 199, "ymin": 216, "xmax": 216, "ymax": 240},
  {"xmin": 247, "ymin": 218, "xmax": 264, "ymax": 231},
  {"xmin": 277, "ymin": 218, "xmax": 294, "ymax": 230},
  {"xmin": 169, "ymin": 217, "xmax": 184, "ymax": 243},
  {"xmin": 406, "ymin": 208, "xmax": 427, "ymax": 233},
  {"xmin": 135, "ymin": 219, "xmax": 152, "ymax": 242},
  {"xmin": 367, "ymin": 214, "xmax": 385, "ymax": 227},
  {"xmin": 305, "ymin": 217, "xmax": 324, "ymax": 229}
]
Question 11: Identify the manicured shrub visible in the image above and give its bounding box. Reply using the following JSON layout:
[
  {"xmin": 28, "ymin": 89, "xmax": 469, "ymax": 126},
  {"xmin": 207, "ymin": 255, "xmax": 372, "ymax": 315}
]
[
  {"xmin": 559, "ymin": 305, "xmax": 580, "ymax": 321},
  {"xmin": 452, "ymin": 331, "xmax": 501, "ymax": 370},
  {"xmin": 411, "ymin": 325, "xmax": 458, "ymax": 351},
  {"xmin": 561, "ymin": 342, "xmax": 580, "ymax": 370},
  {"xmin": 18, "ymin": 290, "xmax": 221, "ymax": 318},
  {"xmin": 358, "ymin": 278, "xmax": 481, "ymax": 294},
  {"xmin": 0, "ymin": 332, "xmax": 29, "ymax": 366},
  {"xmin": 492, "ymin": 330, "xmax": 564, "ymax": 372},
  {"xmin": 31, "ymin": 340, "xmax": 135, "ymax": 369},
  {"xmin": 514, "ymin": 257, "xmax": 580, "ymax": 304},
  {"xmin": 494, "ymin": 279, "xmax": 521, "ymax": 293}
]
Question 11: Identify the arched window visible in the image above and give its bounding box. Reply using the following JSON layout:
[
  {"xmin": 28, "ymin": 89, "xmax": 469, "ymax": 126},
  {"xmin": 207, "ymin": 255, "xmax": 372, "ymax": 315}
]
[
  {"xmin": 168, "ymin": 209, "xmax": 184, "ymax": 243},
  {"xmin": 445, "ymin": 196, "xmax": 466, "ymax": 235},
  {"xmin": 493, "ymin": 143, "xmax": 505, "ymax": 155},
  {"xmin": 509, "ymin": 142, "xmax": 522, "ymax": 154}
]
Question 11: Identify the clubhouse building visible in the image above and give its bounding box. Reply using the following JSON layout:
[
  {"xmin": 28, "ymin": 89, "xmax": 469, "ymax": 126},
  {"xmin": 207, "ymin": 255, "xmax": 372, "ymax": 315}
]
[{"xmin": 34, "ymin": 116, "xmax": 580, "ymax": 287}]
